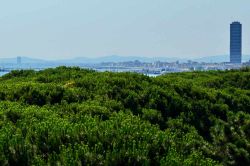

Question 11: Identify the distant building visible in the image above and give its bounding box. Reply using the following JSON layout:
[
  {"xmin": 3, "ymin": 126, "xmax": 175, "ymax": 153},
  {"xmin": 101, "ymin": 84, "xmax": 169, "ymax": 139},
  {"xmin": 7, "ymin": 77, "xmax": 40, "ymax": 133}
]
[
  {"xmin": 17, "ymin": 56, "xmax": 21, "ymax": 64},
  {"xmin": 230, "ymin": 22, "xmax": 242, "ymax": 63}
]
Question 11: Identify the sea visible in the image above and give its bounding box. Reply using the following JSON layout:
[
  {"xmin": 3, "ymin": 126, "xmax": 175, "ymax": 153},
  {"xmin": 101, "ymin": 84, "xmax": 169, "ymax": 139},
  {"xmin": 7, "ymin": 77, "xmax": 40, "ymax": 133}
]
[
  {"xmin": 0, "ymin": 71, "xmax": 160, "ymax": 77},
  {"xmin": 0, "ymin": 72, "xmax": 8, "ymax": 76}
]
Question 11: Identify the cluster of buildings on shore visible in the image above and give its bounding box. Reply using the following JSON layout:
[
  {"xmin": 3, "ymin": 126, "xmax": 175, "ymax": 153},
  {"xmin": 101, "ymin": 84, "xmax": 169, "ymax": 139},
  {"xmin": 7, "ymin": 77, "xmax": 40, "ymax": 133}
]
[{"xmin": 95, "ymin": 60, "xmax": 248, "ymax": 75}]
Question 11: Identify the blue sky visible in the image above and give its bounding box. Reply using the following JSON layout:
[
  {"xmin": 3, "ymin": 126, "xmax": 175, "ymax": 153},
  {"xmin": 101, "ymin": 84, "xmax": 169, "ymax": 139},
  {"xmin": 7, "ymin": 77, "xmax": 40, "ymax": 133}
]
[{"xmin": 0, "ymin": 0, "xmax": 249, "ymax": 60}]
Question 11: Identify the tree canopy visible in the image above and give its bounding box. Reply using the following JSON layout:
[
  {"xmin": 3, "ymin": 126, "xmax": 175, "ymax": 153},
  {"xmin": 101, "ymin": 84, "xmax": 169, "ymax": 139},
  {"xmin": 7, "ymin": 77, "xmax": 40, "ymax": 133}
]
[{"xmin": 0, "ymin": 67, "xmax": 250, "ymax": 165}]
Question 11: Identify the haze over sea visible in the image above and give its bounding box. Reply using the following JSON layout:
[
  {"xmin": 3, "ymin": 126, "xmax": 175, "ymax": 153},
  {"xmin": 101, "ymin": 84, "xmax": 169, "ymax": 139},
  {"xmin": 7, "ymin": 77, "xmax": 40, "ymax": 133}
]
[{"xmin": 0, "ymin": 72, "xmax": 8, "ymax": 76}]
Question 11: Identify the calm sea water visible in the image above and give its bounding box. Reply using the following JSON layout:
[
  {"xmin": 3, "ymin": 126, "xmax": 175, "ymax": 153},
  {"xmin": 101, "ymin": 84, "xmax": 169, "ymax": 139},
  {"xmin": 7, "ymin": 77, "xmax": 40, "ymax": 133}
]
[
  {"xmin": 146, "ymin": 74, "xmax": 159, "ymax": 77},
  {"xmin": 0, "ymin": 71, "xmax": 159, "ymax": 77},
  {"xmin": 0, "ymin": 72, "xmax": 8, "ymax": 76}
]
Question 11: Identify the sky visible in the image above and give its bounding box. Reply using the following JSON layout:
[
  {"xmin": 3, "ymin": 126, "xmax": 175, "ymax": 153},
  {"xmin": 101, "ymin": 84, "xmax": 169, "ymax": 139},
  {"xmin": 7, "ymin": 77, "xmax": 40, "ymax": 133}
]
[{"xmin": 0, "ymin": 0, "xmax": 249, "ymax": 60}]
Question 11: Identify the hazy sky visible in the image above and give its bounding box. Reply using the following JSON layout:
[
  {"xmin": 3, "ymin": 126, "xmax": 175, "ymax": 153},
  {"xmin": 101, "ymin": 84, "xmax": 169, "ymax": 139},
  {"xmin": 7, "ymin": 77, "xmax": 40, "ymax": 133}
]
[{"xmin": 0, "ymin": 0, "xmax": 249, "ymax": 60}]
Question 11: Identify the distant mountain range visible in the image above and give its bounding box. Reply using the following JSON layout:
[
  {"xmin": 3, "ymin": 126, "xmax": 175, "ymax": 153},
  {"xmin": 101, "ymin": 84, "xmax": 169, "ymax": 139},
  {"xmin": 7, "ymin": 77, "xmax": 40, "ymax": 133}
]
[
  {"xmin": 55, "ymin": 55, "xmax": 183, "ymax": 64},
  {"xmin": 0, "ymin": 55, "xmax": 249, "ymax": 64},
  {"xmin": 194, "ymin": 55, "xmax": 250, "ymax": 63}
]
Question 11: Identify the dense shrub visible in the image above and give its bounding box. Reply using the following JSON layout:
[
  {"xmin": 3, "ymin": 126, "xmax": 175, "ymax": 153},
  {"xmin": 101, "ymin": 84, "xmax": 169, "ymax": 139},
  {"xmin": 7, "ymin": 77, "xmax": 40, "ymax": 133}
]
[{"xmin": 0, "ymin": 67, "xmax": 249, "ymax": 165}]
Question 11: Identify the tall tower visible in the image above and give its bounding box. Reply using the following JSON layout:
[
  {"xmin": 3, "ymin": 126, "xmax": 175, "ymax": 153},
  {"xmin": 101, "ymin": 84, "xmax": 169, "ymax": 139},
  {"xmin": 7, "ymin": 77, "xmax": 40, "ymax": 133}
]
[{"xmin": 230, "ymin": 21, "xmax": 242, "ymax": 63}]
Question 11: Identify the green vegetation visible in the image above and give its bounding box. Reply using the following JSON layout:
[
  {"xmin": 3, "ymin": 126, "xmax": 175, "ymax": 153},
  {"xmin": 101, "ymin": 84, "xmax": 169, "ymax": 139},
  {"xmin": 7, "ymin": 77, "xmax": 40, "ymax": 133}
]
[{"xmin": 0, "ymin": 66, "xmax": 250, "ymax": 165}]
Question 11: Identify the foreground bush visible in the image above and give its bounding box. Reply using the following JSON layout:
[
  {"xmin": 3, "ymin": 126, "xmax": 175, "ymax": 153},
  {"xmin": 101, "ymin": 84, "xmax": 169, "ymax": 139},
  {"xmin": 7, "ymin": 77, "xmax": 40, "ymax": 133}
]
[{"xmin": 0, "ymin": 67, "xmax": 250, "ymax": 165}]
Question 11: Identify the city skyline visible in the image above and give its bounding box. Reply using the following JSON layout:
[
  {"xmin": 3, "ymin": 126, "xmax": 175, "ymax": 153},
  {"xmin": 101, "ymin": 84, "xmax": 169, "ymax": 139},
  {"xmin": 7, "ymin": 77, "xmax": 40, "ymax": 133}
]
[{"xmin": 0, "ymin": 1, "xmax": 250, "ymax": 60}]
